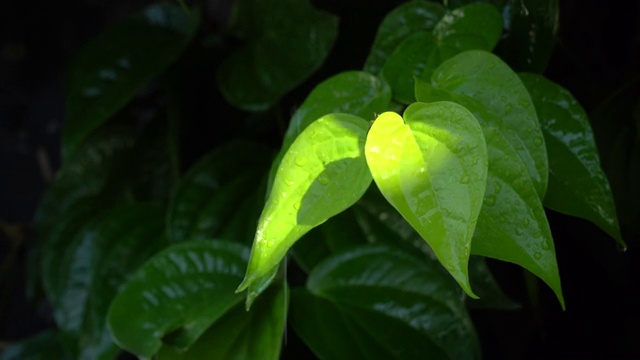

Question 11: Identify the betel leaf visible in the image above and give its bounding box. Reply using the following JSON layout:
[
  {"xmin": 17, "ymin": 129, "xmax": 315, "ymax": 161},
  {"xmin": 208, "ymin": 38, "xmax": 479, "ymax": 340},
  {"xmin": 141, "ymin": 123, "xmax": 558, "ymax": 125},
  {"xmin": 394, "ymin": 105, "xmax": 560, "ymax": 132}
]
[
  {"xmin": 166, "ymin": 140, "xmax": 272, "ymax": 244},
  {"xmin": 63, "ymin": 3, "xmax": 199, "ymax": 159},
  {"xmin": 364, "ymin": 103, "xmax": 488, "ymax": 297},
  {"xmin": 417, "ymin": 50, "xmax": 548, "ymax": 197},
  {"xmin": 520, "ymin": 73, "xmax": 623, "ymax": 245},
  {"xmin": 107, "ymin": 241, "xmax": 249, "ymax": 358},
  {"xmin": 156, "ymin": 284, "xmax": 288, "ymax": 360},
  {"xmin": 380, "ymin": 3, "xmax": 502, "ymax": 104},
  {"xmin": 238, "ymin": 114, "xmax": 372, "ymax": 307},
  {"xmin": 290, "ymin": 245, "xmax": 480, "ymax": 360},
  {"xmin": 364, "ymin": 1, "xmax": 445, "ymax": 75},
  {"xmin": 218, "ymin": 0, "xmax": 338, "ymax": 111},
  {"xmin": 470, "ymin": 127, "xmax": 564, "ymax": 308}
]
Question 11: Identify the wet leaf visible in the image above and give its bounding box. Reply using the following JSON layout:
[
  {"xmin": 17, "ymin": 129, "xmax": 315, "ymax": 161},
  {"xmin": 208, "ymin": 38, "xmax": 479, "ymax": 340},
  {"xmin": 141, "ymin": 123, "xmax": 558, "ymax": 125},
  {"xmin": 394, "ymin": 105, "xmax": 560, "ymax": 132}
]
[
  {"xmin": 520, "ymin": 73, "xmax": 622, "ymax": 245},
  {"xmin": 364, "ymin": 102, "xmax": 488, "ymax": 297},
  {"xmin": 218, "ymin": 0, "xmax": 338, "ymax": 111},
  {"xmin": 238, "ymin": 114, "xmax": 372, "ymax": 307},
  {"xmin": 107, "ymin": 241, "xmax": 249, "ymax": 358},
  {"xmin": 290, "ymin": 245, "xmax": 480, "ymax": 360},
  {"xmin": 63, "ymin": 3, "xmax": 199, "ymax": 159}
]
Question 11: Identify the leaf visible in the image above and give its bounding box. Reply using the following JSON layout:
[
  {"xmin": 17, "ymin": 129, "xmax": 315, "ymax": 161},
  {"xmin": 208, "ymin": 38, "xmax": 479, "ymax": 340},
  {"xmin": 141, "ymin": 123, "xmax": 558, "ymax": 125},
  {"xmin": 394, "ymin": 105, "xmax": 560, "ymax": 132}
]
[
  {"xmin": 470, "ymin": 127, "xmax": 564, "ymax": 308},
  {"xmin": 364, "ymin": 102, "xmax": 488, "ymax": 297},
  {"xmin": 238, "ymin": 113, "xmax": 372, "ymax": 307},
  {"xmin": 156, "ymin": 284, "xmax": 288, "ymax": 360},
  {"xmin": 0, "ymin": 330, "xmax": 71, "ymax": 360},
  {"xmin": 166, "ymin": 140, "xmax": 272, "ymax": 243},
  {"xmin": 364, "ymin": 1, "xmax": 445, "ymax": 75},
  {"xmin": 63, "ymin": 3, "xmax": 199, "ymax": 159},
  {"xmin": 289, "ymin": 245, "xmax": 480, "ymax": 360},
  {"xmin": 520, "ymin": 72, "xmax": 623, "ymax": 245},
  {"xmin": 218, "ymin": 0, "xmax": 338, "ymax": 111},
  {"xmin": 380, "ymin": 3, "xmax": 502, "ymax": 104},
  {"xmin": 417, "ymin": 50, "xmax": 549, "ymax": 197},
  {"xmin": 107, "ymin": 240, "xmax": 249, "ymax": 358}
]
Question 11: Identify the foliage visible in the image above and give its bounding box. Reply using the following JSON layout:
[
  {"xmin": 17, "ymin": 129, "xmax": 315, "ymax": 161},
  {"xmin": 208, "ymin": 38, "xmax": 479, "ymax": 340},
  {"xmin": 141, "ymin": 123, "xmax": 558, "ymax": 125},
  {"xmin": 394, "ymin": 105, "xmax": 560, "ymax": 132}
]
[{"xmin": 2, "ymin": 0, "xmax": 628, "ymax": 359}]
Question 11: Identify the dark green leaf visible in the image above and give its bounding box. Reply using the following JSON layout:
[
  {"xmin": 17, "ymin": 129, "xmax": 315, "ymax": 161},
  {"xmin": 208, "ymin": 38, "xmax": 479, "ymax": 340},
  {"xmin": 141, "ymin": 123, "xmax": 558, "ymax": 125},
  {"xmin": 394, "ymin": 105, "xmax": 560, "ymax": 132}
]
[
  {"xmin": 364, "ymin": 1, "xmax": 445, "ymax": 75},
  {"xmin": 63, "ymin": 3, "xmax": 199, "ymax": 159},
  {"xmin": 166, "ymin": 140, "xmax": 272, "ymax": 244},
  {"xmin": 0, "ymin": 330, "xmax": 71, "ymax": 360},
  {"xmin": 520, "ymin": 73, "xmax": 622, "ymax": 244},
  {"xmin": 365, "ymin": 103, "xmax": 488, "ymax": 297},
  {"xmin": 218, "ymin": 0, "xmax": 338, "ymax": 111},
  {"xmin": 107, "ymin": 240, "xmax": 249, "ymax": 358},
  {"xmin": 238, "ymin": 114, "xmax": 372, "ymax": 307},
  {"xmin": 290, "ymin": 245, "xmax": 480, "ymax": 360}
]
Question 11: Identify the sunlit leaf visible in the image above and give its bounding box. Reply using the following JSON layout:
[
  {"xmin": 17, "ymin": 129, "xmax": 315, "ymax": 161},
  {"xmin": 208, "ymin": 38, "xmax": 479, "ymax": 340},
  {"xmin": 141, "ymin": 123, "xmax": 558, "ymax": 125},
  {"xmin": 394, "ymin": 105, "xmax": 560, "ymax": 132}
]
[
  {"xmin": 520, "ymin": 72, "xmax": 623, "ymax": 245},
  {"xmin": 238, "ymin": 114, "xmax": 372, "ymax": 307},
  {"xmin": 364, "ymin": 102, "xmax": 488, "ymax": 297}
]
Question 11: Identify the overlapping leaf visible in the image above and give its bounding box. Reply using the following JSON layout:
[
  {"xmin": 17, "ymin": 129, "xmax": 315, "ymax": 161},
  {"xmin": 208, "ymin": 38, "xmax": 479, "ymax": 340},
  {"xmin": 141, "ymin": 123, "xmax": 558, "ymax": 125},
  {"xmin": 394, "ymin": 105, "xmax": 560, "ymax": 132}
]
[
  {"xmin": 290, "ymin": 245, "xmax": 480, "ymax": 360},
  {"xmin": 520, "ymin": 72, "xmax": 622, "ymax": 244},
  {"xmin": 365, "ymin": 102, "xmax": 488, "ymax": 297},
  {"xmin": 63, "ymin": 3, "xmax": 199, "ymax": 159},
  {"xmin": 238, "ymin": 114, "xmax": 372, "ymax": 307}
]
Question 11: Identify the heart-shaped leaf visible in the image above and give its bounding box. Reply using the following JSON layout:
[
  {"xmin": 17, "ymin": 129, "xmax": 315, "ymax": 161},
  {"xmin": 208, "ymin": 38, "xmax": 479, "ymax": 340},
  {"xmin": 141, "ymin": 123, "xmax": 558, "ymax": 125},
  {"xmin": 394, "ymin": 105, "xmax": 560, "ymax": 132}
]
[
  {"xmin": 364, "ymin": 102, "xmax": 488, "ymax": 296},
  {"xmin": 520, "ymin": 72, "xmax": 623, "ymax": 245},
  {"xmin": 290, "ymin": 245, "xmax": 480, "ymax": 360},
  {"xmin": 107, "ymin": 240, "xmax": 249, "ymax": 358},
  {"xmin": 238, "ymin": 113, "xmax": 372, "ymax": 307},
  {"xmin": 63, "ymin": 3, "xmax": 199, "ymax": 159}
]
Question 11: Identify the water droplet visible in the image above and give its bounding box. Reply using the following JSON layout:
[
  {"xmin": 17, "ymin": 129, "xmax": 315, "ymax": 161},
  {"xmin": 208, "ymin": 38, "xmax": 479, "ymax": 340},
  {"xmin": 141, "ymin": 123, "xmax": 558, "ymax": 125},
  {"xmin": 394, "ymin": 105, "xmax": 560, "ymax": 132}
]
[
  {"xmin": 116, "ymin": 56, "xmax": 131, "ymax": 69},
  {"xmin": 82, "ymin": 87, "xmax": 101, "ymax": 98},
  {"xmin": 379, "ymin": 212, "xmax": 389, "ymax": 221},
  {"xmin": 318, "ymin": 174, "xmax": 330, "ymax": 185},
  {"xmin": 484, "ymin": 195, "xmax": 496, "ymax": 206},
  {"xmin": 533, "ymin": 136, "xmax": 544, "ymax": 146},
  {"xmin": 460, "ymin": 175, "xmax": 470, "ymax": 184},
  {"xmin": 533, "ymin": 252, "xmax": 542, "ymax": 260},
  {"xmin": 99, "ymin": 68, "xmax": 118, "ymax": 81},
  {"xmin": 295, "ymin": 157, "xmax": 307, "ymax": 166},
  {"xmin": 541, "ymin": 241, "xmax": 551, "ymax": 250},
  {"xmin": 284, "ymin": 178, "xmax": 294, "ymax": 186}
]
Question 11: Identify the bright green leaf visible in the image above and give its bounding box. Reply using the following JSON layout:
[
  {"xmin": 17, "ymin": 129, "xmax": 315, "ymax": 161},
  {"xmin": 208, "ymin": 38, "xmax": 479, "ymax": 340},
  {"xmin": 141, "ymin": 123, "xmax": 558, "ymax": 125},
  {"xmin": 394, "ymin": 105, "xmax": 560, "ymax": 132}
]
[
  {"xmin": 63, "ymin": 3, "xmax": 199, "ymax": 159},
  {"xmin": 107, "ymin": 241, "xmax": 249, "ymax": 358},
  {"xmin": 290, "ymin": 245, "xmax": 480, "ymax": 360},
  {"xmin": 364, "ymin": 102, "xmax": 488, "ymax": 297},
  {"xmin": 470, "ymin": 127, "xmax": 564, "ymax": 308},
  {"xmin": 238, "ymin": 113, "xmax": 372, "ymax": 307},
  {"xmin": 364, "ymin": 1, "xmax": 445, "ymax": 75},
  {"xmin": 218, "ymin": 0, "xmax": 338, "ymax": 111},
  {"xmin": 520, "ymin": 72, "xmax": 623, "ymax": 245},
  {"xmin": 417, "ymin": 50, "xmax": 549, "ymax": 197}
]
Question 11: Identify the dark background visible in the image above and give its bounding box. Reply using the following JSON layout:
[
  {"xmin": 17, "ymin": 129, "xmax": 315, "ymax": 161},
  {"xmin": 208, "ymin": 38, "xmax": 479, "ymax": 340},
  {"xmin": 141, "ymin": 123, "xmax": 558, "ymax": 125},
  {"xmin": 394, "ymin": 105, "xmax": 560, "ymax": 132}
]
[{"xmin": 1, "ymin": 0, "xmax": 639, "ymax": 358}]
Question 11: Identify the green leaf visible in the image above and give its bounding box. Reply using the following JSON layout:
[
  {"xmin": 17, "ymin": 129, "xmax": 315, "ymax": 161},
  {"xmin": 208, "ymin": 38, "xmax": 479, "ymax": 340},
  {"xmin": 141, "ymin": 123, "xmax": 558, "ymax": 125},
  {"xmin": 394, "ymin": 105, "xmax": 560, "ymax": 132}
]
[
  {"xmin": 470, "ymin": 127, "xmax": 564, "ymax": 308},
  {"xmin": 520, "ymin": 73, "xmax": 623, "ymax": 245},
  {"xmin": 166, "ymin": 140, "xmax": 272, "ymax": 243},
  {"xmin": 218, "ymin": 0, "xmax": 338, "ymax": 111},
  {"xmin": 380, "ymin": 3, "xmax": 502, "ymax": 104},
  {"xmin": 107, "ymin": 240, "xmax": 249, "ymax": 358},
  {"xmin": 417, "ymin": 50, "xmax": 548, "ymax": 197},
  {"xmin": 364, "ymin": 1, "xmax": 445, "ymax": 75},
  {"xmin": 364, "ymin": 102, "xmax": 488, "ymax": 297},
  {"xmin": 0, "ymin": 330, "xmax": 71, "ymax": 360},
  {"xmin": 63, "ymin": 3, "xmax": 199, "ymax": 159},
  {"xmin": 156, "ymin": 284, "xmax": 288, "ymax": 360},
  {"xmin": 290, "ymin": 245, "xmax": 480, "ymax": 360},
  {"xmin": 238, "ymin": 113, "xmax": 372, "ymax": 307}
]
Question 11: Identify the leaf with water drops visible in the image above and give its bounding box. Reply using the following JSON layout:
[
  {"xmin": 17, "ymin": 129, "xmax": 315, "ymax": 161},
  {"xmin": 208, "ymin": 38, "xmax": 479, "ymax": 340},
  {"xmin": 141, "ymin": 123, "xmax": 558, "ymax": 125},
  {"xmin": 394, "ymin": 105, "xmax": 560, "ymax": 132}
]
[
  {"xmin": 364, "ymin": 102, "xmax": 488, "ymax": 297},
  {"xmin": 63, "ymin": 3, "xmax": 199, "ymax": 160},
  {"xmin": 238, "ymin": 113, "xmax": 372, "ymax": 308},
  {"xmin": 416, "ymin": 50, "xmax": 549, "ymax": 197},
  {"xmin": 520, "ymin": 73, "xmax": 623, "ymax": 245},
  {"xmin": 289, "ymin": 245, "xmax": 480, "ymax": 360},
  {"xmin": 470, "ymin": 127, "xmax": 564, "ymax": 308},
  {"xmin": 107, "ymin": 241, "xmax": 249, "ymax": 358}
]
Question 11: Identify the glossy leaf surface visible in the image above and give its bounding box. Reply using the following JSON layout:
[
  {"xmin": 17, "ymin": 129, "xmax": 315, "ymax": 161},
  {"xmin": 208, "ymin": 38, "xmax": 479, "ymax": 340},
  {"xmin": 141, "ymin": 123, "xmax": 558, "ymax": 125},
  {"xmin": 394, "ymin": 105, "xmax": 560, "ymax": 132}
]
[
  {"xmin": 107, "ymin": 241, "xmax": 249, "ymax": 358},
  {"xmin": 418, "ymin": 50, "xmax": 548, "ymax": 196},
  {"xmin": 290, "ymin": 245, "xmax": 480, "ymax": 360},
  {"xmin": 218, "ymin": 0, "xmax": 337, "ymax": 111},
  {"xmin": 520, "ymin": 73, "xmax": 622, "ymax": 244},
  {"xmin": 156, "ymin": 284, "xmax": 287, "ymax": 360},
  {"xmin": 364, "ymin": 1, "xmax": 445, "ymax": 75},
  {"xmin": 365, "ymin": 102, "xmax": 488, "ymax": 296},
  {"xmin": 63, "ymin": 3, "xmax": 199, "ymax": 159},
  {"xmin": 166, "ymin": 140, "xmax": 272, "ymax": 244},
  {"xmin": 238, "ymin": 114, "xmax": 372, "ymax": 307}
]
